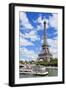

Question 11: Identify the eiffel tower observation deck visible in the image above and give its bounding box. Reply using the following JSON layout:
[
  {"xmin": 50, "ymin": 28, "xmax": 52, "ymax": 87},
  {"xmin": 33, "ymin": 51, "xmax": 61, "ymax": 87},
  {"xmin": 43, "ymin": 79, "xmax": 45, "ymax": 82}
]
[{"xmin": 38, "ymin": 20, "xmax": 52, "ymax": 62}]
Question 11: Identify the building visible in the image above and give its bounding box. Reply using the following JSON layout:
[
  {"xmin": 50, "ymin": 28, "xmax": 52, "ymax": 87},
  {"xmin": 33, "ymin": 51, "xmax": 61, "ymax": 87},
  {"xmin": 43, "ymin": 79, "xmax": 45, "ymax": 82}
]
[{"xmin": 38, "ymin": 21, "xmax": 52, "ymax": 62}]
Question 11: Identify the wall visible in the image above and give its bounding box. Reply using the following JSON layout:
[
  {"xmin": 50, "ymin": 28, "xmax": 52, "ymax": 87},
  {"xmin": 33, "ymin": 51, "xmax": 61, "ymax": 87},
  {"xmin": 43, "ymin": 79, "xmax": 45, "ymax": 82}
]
[{"xmin": 0, "ymin": 0, "xmax": 66, "ymax": 90}]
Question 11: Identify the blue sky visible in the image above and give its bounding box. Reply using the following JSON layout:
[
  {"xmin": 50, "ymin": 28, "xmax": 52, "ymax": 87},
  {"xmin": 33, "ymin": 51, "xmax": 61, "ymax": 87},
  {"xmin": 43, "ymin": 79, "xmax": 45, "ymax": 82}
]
[{"xmin": 19, "ymin": 11, "xmax": 58, "ymax": 61}]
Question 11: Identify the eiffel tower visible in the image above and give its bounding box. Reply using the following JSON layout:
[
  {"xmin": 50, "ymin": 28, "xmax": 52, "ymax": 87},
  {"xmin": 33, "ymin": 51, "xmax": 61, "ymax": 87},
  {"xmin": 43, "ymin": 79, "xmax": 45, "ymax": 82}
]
[{"xmin": 38, "ymin": 21, "xmax": 52, "ymax": 62}]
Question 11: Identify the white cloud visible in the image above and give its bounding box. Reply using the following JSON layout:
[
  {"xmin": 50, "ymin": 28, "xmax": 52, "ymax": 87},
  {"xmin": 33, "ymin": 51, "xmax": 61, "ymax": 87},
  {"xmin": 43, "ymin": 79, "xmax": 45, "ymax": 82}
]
[
  {"xmin": 20, "ymin": 36, "xmax": 34, "ymax": 46},
  {"xmin": 25, "ymin": 31, "xmax": 40, "ymax": 41},
  {"xmin": 20, "ymin": 31, "xmax": 40, "ymax": 42},
  {"xmin": 36, "ymin": 14, "xmax": 43, "ymax": 24},
  {"xmin": 20, "ymin": 12, "xmax": 33, "ymax": 29},
  {"xmin": 49, "ymin": 14, "xmax": 58, "ymax": 30},
  {"xmin": 20, "ymin": 47, "xmax": 38, "ymax": 61}
]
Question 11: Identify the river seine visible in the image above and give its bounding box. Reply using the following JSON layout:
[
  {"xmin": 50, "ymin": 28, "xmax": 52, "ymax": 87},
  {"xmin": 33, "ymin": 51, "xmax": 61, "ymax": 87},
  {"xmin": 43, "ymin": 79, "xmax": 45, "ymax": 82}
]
[{"xmin": 19, "ymin": 68, "xmax": 58, "ymax": 78}]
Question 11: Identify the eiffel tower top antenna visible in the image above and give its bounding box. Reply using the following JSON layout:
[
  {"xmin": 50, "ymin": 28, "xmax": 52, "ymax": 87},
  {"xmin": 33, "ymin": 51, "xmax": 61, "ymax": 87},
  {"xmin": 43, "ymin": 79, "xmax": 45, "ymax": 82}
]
[{"xmin": 44, "ymin": 20, "xmax": 46, "ymax": 30}]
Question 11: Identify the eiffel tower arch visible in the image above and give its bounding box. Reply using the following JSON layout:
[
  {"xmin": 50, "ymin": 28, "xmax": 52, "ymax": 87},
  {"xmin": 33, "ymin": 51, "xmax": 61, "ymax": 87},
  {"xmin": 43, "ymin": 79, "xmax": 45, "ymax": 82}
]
[{"xmin": 38, "ymin": 20, "xmax": 52, "ymax": 62}]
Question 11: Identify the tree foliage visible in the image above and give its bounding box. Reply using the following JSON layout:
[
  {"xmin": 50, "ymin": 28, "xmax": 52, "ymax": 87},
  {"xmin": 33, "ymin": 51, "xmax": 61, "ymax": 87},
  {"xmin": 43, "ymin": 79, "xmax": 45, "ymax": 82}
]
[{"xmin": 19, "ymin": 58, "xmax": 58, "ymax": 67}]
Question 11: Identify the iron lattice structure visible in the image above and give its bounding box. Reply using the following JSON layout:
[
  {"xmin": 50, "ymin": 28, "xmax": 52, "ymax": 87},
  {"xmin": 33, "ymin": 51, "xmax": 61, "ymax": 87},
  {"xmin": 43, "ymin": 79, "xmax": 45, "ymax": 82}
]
[{"xmin": 38, "ymin": 21, "xmax": 52, "ymax": 62}]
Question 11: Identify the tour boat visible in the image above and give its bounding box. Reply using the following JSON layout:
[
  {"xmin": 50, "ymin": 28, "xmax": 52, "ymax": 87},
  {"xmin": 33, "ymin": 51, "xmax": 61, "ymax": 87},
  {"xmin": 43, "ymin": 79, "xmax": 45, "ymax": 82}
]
[{"xmin": 19, "ymin": 64, "xmax": 48, "ymax": 76}]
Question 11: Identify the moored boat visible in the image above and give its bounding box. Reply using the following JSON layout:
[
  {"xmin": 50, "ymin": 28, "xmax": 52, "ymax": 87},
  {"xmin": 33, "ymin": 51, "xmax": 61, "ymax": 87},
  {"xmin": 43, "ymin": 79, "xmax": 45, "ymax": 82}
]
[{"xmin": 19, "ymin": 64, "xmax": 48, "ymax": 76}]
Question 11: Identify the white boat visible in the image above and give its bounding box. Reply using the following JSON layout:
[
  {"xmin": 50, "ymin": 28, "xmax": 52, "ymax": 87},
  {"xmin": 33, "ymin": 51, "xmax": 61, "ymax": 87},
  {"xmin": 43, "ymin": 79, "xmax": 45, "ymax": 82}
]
[
  {"xmin": 33, "ymin": 71, "xmax": 48, "ymax": 76},
  {"xmin": 19, "ymin": 64, "xmax": 48, "ymax": 76}
]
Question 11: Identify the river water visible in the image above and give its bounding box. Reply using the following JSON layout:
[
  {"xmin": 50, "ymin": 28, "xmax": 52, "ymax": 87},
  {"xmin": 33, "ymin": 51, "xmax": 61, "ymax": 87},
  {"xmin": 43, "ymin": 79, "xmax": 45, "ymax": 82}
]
[{"xmin": 19, "ymin": 68, "xmax": 58, "ymax": 78}]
